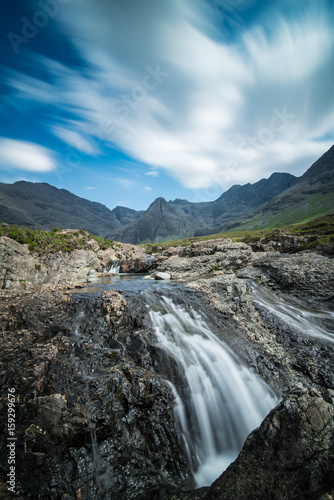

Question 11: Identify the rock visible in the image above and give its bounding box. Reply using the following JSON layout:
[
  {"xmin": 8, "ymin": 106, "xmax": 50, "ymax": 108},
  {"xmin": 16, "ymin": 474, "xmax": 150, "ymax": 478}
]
[
  {"xmin": 203, "ymin": 388, "xmax": 334, "ymax": 500},
  {"xmin": 238, "ymin": 252, "xmax": 334, "ymax": 306},
  {"xmin": 0, "ymin": 288, "xmax": 191, "ymax": 499},
  {"xmin": 180, "ymin": 238, "xmax": 233, "ymax": 257},
  {"xmin": 0, "ymin": 236, "xmax": 47, "ymax": 289},
  {"xmin": 250, "ymin": 229, "xmax": 313, "ymax": 253},
  {"xmin": 155, "ymin": 272, "xmax": 171, "ymax": 280},
  {"xmin": 157, "ymin": 242, "xmax": 253, "ymax": 279},
  {"xmin": 120, "ymin": 257, "xmax": 154, "ymax": 273},
  {"xmin": 0, "ymin": 236, "xmax": 156, "ymax": 289}
]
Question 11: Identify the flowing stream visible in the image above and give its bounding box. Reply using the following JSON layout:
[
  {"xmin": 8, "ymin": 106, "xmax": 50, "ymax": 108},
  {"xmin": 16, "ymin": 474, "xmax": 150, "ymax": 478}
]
[
  {"xmin": 144, "ymin": 290, "xmax": 278, "ymax": 487},
  {"xmin": 80, "ymin": 276, "xmax": 279, "ymax": 488},
  {"xmin": 248, "ymin": 280, "xmax": 334, "ymax": 345}
]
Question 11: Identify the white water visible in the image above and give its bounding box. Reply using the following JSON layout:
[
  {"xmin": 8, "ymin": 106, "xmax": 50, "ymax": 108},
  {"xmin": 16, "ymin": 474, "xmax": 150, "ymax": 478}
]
[
  {"xmin": 249, "ymin": 280, "xmax": 334, "ymax": 345},
  {"xmin": 148, "ymin": 294, "xmax": 278, "ymax": 487},
  {"xmin": 104, "ymin": 260, "xmax": 121, "ymax": 274}
]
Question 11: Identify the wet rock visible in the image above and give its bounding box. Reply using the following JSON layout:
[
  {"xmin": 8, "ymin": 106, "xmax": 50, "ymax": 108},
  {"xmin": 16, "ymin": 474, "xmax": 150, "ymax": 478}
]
[
  {"xmin": 203, "ymin": 388, "xmax": 334, "ymax": 500},
  {"xmin": 0, "ymin": 288, "xmax": 191, "ymax": 499}
]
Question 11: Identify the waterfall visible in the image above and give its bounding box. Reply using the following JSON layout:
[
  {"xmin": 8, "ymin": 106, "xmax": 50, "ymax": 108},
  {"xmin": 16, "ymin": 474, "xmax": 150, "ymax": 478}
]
[
  {"xmin": 104, "ymin": 260, "xmax": 122, "ymax": 274},
  {"xmin": 146, "ymin": 293, "xmax": 278, "ymax": 488}
]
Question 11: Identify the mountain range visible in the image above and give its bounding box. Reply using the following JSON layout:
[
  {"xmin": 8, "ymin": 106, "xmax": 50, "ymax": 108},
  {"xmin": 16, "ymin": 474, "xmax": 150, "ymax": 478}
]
[{"xmin": 0, "ymin": 145, "xmax": 333, "ymax": 244}]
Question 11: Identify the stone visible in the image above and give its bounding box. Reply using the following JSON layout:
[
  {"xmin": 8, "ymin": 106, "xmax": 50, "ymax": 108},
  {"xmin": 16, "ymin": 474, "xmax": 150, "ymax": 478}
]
[
  {"xmin": 203, "ymin": 388, "xmax": 334, "ymax": 500},
  {"xmin": 155, "ymin": 272, "xmax": 171, "ymax": 280}
]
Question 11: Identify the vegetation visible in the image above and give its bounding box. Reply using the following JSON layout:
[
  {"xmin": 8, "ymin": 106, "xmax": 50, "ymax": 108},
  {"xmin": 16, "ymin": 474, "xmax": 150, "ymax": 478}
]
[
  {"xmin": 0, "ymin": 224, "xmax": 115, "ymax": 255},
  {"xmin": 239, "ymin": 193, "xmax": 334, "ymax": 230},
  {"xmin": 142, "ymin": 214, "xmax": 334, "ymax": 254}
]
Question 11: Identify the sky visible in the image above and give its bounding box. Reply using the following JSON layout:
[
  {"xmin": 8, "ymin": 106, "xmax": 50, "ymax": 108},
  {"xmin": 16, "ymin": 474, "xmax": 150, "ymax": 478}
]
[{"xmin": 0, "ymin": 0, "xmax": 333, "ymax": 210}]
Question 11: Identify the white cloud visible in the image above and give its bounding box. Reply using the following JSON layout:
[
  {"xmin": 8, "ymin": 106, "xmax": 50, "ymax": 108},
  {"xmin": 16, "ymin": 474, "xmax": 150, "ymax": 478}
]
[
  {"xmin": 4, "ymin": 0, "xmax": 334, "ymax": 191},
  {"xmin": 85, "ymin": 186, "xmax": 96, "ymax": 190},
  {"xmin": 145, "ymin": 186, "xmax": 152, "ymax": 192},
  {"xmin": 0, "ymin": 138, "xmax": 56, "ymax": 172},
  {"xmin": 50, "ymin": 124, "xmax": 101, "ymax": 155}
]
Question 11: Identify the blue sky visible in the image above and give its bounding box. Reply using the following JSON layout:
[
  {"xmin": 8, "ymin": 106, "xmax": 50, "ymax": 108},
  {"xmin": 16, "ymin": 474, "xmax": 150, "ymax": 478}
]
[{"xmin": 0, "ymin": 0, "xmax": 333, "ymax": 210}]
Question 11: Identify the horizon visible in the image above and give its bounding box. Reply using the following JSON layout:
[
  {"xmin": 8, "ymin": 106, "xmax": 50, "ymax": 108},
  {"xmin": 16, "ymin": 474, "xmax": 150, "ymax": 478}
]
[
  {"xmin": 1, "ymin": 0, "xmax": 334, "ymax": 210},
  {"xmin": 1, "ymin": 151, "xmax": 319, "ymax": 212}
]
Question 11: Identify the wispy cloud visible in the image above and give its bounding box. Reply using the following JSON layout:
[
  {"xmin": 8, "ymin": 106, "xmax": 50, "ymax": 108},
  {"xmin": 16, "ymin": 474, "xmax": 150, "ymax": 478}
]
[
  {"xmin": 115, "ymin": 178, "xmax": 136, "ymax": 188},
  {"xmin": 145, "ymin": 171, "xmax": 159, "ymax": 177},
  {"xmin": 3, "ymin": 0, "xmax": 334, "ymax": 192},
  {"xmin": 0, "ymin": 138, "xmax": 56, "ymax": 172}
]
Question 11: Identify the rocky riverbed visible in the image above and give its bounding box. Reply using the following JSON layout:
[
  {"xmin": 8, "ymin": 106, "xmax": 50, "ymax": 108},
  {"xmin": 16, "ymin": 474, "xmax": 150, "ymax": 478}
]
[{"xmin": 0, "ymin": 235, "xmax": 333, "ymax": 499}]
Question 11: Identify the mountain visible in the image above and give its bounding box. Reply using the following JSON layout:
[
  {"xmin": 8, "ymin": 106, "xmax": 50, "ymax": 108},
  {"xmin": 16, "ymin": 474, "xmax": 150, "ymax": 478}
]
[
  {"xmin": 0, "ymin": 181, "xmax": 143, "ymax": 238},
  {"xmin": 112, "ymin": 172, "xmax": 297, "ymax": 243},
  {"xmin": 237, "ymin": 144, "xmax": 334, "ymax": 230},
  {"xmin": 0, "ymin": 145, "xmax": 333, "ymax": 243}
]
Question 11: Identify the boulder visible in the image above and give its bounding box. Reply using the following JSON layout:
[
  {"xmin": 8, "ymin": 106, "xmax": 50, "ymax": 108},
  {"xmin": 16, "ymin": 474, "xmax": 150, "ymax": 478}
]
[
  {"xmin": 155, "ymin": 272, "xmax": 171, "ymax": 280},
  {"xmin": 203, "ymin": 388, "xmax": 334, "ymax": 500}
]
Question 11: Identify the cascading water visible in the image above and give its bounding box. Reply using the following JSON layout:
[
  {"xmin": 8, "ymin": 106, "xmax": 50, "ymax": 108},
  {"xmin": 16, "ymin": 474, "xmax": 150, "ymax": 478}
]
[
  {"xmin": 104, "ymin": 260, "xmax": 122, "ymax": 274},
  {"xmin": 146, "ymin": 292, "xmax": 278, "ymax": 488},
  {"xmin": 248, "ymin": 280, "xmax": 334, "ymax": 345}
]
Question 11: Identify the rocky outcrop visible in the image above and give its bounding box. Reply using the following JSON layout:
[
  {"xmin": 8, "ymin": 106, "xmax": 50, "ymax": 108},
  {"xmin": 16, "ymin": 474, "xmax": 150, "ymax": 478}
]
[
  {"xmin": 203, "ymin": 387, "xmax": 334, "ymax": 500},
  {"xmin": 0, "ymin": 236, "xmax": 48, "ymax": 289},
  {"xmin": 0, "ymin": 236, "xmax": 154, "ymax": 290},
  {"xmin": 0, "ymin": 288, "xmax": 191, "ymax": 499},
  {"xmin": 238, "ymin": 252, "xmax": 334, "ymax": 305},
  {"xmin": 157, "ymin": 241, "xmax": 253, "ymax": 279}
]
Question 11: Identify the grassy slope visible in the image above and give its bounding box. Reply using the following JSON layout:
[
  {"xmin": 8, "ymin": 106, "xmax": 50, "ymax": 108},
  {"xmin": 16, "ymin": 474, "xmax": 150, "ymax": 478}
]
[
  {"xmin": 0, "ymin": 225, "xmax": 117, "ymax": 255},
  {"xmin": 237, "ymin": 192, "xmax": 334, "ymax": 230},
  {"xmin": 142, "ymin": 214, "xmax": 334, "ymax": 253}
]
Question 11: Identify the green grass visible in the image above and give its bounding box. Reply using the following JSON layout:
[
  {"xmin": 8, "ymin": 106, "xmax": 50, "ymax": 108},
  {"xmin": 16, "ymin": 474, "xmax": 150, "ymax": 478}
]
[
  {"xmin": 239, "ymin": 193, "xmax": 334, "ymax": 230},
  {"xmin": 141, "ymin": 214, "xmax": 334, "ymax": 254},
  {"xmin": 0, "ymin": 224, "xmax": 115, "ymax": 255}
]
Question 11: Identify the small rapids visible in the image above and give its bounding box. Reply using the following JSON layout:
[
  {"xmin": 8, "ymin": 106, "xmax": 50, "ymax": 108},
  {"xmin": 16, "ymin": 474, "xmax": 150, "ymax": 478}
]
[
  {"xmin": 248, "ymin": 280, "xmax": 334, "ymax": 345},
  {"xmin": 145, "ymin": 291, "xmax": 278, "ymax": 487}
]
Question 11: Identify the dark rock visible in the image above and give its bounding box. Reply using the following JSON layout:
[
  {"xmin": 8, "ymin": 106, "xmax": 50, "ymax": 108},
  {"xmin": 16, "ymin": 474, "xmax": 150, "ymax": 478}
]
[
  {"xmin": 0, "ymin": 288, "xmax": 191, "ymax": 499},
  {"xmin": 203, "ymin": 388, "xmax": 334, "ymax": 500}
]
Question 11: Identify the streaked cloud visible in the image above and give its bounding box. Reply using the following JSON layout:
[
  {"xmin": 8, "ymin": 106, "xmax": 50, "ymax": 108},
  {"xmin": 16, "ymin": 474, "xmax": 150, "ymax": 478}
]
[
  {"xmin": 0, "ymin": 138, "xmax": 56, "ymax": 172},
  {"xmin": 145, "ymin": 171, "xmax": 159, "ymax": 177},
  {"xmin": 3, "ymin": 0, "xmax": 334, "ymax": 194}
]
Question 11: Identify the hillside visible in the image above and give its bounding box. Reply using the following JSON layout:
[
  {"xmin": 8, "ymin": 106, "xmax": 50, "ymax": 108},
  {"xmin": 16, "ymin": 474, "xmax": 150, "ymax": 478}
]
[
  {"xmin": 0, "ymin": 181, "xmax": 143, "ymax": 238},
  {"xmin": 237, "ymin": 145, "xmax": 334, "ymax": 230}
]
